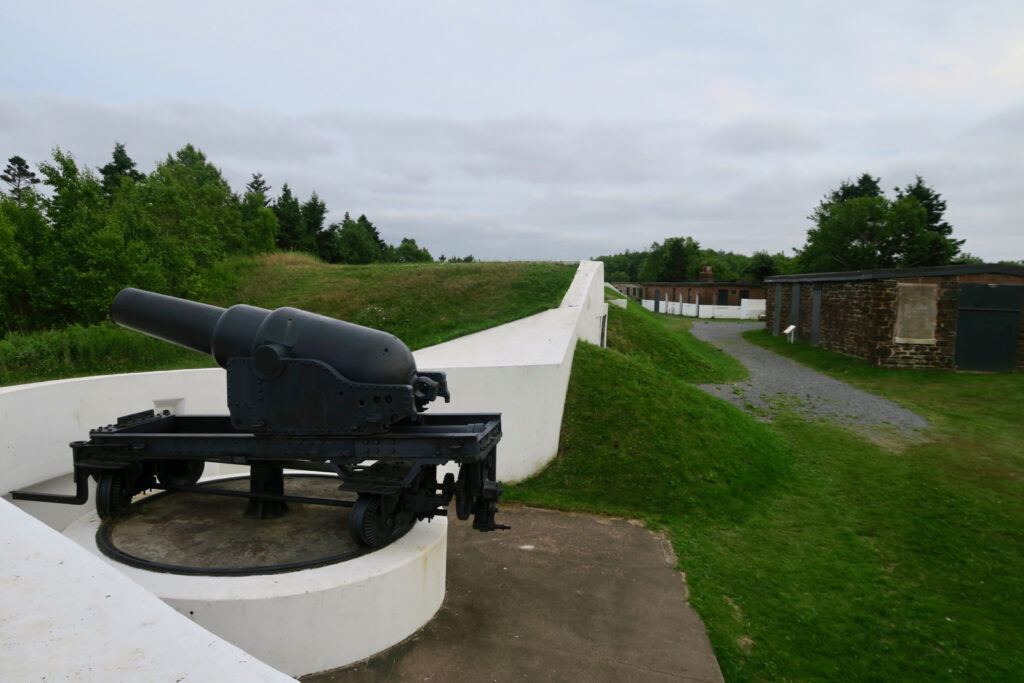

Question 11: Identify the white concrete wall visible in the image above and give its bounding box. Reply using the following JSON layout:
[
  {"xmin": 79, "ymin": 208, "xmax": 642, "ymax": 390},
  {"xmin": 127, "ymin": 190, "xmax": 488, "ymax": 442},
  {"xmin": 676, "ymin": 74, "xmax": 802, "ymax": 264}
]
[
  {"xmin": 0, "ymin": 499, "xmax": 293, "ymax": 682},
  {"xmin": 64, "ymin": 509, "xmax": 448, "ymax": 677},
  {"xmin": 740, "ymin": 298, "xmax": 767, "ymax": 319},
  {"xmin": 610, "ymin": 298, "xmax": 627, "ymax": 309},
  {"xmin": 637, "ymin": 299, "xmax": 764, "ymax": 320},
  {"xmin": 414, "ymin": 259, "xmax": 607, "ymax": 482},
  {"xmin": 0, "ymin": 259, "xmax": 608, "ymax": 679}
]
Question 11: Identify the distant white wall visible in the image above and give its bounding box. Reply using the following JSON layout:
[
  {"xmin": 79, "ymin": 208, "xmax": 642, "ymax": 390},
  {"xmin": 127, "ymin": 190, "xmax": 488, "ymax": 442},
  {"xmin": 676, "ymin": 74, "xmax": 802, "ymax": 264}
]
[
  {"xmin": 610, "ymin": 298, "xmax": 627, "ymax": 309},
  {"xmin": 639, "ymin": 298, "xmax": 765, "ymax": 320},
  {"xmin": 740, "ymin": 298, "xmax": 767, "ymax": 320}
]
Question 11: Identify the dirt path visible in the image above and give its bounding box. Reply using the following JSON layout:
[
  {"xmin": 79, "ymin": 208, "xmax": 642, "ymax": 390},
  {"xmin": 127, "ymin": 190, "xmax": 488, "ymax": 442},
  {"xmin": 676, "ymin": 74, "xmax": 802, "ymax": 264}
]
[{"xmin": 689, "ymin": 321, "xmax": 928, "ymax": 439}]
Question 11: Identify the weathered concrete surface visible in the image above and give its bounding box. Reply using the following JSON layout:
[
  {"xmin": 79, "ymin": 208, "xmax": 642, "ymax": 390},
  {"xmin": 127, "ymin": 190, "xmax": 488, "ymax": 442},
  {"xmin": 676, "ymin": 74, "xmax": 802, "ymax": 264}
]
[
  {"xmin": 307, "ymin": 506, "xmax": 723, "ymax": 683},
  {"xmin": 104, "ymin": 475, "xmax": 365, "ymax": 572}
]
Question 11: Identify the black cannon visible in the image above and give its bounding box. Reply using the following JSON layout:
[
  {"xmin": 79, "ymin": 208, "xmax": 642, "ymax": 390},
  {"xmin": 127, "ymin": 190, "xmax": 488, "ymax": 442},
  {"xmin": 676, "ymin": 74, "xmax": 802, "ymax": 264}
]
[{"xmin": 13, "ymin": 289, "xmax": 504, "ymax": 547}]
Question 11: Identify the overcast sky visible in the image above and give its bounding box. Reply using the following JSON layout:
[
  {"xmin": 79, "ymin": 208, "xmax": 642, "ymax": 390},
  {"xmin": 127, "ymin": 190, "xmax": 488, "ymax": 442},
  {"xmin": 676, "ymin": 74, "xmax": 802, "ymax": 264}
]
[{"xmin": 1, "ymin": 1, "xmax": 1022, "ymax": 261}]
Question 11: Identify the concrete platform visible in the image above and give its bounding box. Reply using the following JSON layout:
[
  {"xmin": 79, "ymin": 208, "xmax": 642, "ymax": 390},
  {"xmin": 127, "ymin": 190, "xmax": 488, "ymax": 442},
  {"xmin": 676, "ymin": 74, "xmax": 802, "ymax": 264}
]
[
  {"xmin": 308, "ymin": 506, "xmax": 723, "ymax": 682},
  {"xmin": 65, "ymin": 506, "xmax": 448, "ymax": 677}
]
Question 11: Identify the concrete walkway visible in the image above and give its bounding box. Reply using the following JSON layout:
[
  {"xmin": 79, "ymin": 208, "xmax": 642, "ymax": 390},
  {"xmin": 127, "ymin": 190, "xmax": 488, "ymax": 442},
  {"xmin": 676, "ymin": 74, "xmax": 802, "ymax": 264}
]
[
  {"xmin": 307, "ymin": 507, "xmax": 723, "ymax": 682},
  {"xmin": 689, "ymin": 321, "xmax": 928, "ymax": 439}
]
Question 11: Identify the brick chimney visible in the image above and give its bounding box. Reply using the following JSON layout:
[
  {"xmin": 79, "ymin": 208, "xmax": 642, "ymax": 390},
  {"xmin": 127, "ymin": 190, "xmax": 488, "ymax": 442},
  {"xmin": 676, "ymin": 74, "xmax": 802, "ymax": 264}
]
[{"xmin": 698, "ymin": 265, "xmax": 714, "ymax": 282}]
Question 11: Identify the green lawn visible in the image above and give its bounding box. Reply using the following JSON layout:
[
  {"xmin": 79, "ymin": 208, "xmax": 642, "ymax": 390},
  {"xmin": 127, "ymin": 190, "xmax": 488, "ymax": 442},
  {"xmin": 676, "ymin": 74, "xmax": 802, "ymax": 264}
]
[
  {"xmin": 606, "ymin": 301, "xmax": 747, "ymax": 383},
  {"xmin": 0, "ymin": 253, "xmax": 576, "ymax": 386},
  {"xmin": 509, "ymin": 308, "xmax": 1024, "ymax": 680}
]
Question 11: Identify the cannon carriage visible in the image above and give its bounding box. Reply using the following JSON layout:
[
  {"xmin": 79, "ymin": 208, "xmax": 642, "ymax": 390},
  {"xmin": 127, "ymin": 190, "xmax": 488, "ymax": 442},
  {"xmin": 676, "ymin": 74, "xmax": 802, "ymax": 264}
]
[{"xmin": 13, "ymin": 288, "xmax": 504, "ymax": 547}]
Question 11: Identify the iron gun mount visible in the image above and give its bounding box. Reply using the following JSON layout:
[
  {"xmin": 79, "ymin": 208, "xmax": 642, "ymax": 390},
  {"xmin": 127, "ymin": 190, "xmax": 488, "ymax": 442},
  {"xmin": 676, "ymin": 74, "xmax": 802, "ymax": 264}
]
[{"xmin": 13, "ymin": 288, "xmax": 505, "ymax": 547}]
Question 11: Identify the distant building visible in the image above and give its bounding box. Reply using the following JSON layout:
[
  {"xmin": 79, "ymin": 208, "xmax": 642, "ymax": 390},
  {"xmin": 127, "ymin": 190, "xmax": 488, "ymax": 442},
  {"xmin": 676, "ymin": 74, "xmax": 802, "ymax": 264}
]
[
  {"xmin": 612, "ymin": 267, "xmax": 766, "ymax": 310},
  {"xmin": 765, "ymin": 263, "xmax": 1024, "ymax": 371},
  {"xmin": 613, "ymin": 283, "xmax": 644, "ymax": 300}
]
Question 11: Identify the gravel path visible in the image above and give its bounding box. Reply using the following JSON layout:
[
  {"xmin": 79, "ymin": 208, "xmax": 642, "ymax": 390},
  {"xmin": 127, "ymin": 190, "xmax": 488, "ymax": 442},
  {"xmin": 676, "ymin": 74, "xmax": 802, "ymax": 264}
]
[{"xmin": 689, "ymin": 321, "xmax": 928, "ymax": 438}]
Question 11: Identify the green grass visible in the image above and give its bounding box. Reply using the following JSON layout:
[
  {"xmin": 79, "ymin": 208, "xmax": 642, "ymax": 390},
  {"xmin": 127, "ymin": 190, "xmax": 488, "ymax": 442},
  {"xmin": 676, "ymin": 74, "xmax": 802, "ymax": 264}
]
[
  {"xmin": 509, "ymin": 308, "xmax": 1024, "ymax": 680},
  {"xmin": 607, "ymin": 302, "xmax": 747, "ymax": 383},
  {"xmin": 0, "ymin": 253, "xmax": 576, "ymax": 386}
]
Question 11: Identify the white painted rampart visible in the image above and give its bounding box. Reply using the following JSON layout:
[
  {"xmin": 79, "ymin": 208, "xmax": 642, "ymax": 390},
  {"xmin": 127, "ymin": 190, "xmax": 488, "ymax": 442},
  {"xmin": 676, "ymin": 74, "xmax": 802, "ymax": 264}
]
[
  {"xmin": 641, "ymin": 297, "xmax": 765, "ymax": 320},
  {"xmin": 0, "ymin": 259, "xmax": 607, "ymax": 679},
  {"xmin": 0, "ymin": 499, "xmax": 293, "ymax": 682},
  {"xmin": 413, "ymin": 259, "xmax": 607, "ymax": 481}
]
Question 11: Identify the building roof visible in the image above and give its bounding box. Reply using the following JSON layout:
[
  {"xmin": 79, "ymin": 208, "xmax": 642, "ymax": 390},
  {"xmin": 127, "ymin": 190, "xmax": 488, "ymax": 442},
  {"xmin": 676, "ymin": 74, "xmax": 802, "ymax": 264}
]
[
  {"xmin": 633, "ymin": 281, "xmax": 765, "ymax": 287},
  {"xmin": 765, "ymin": 263, "xmax": 1024, "ymax": 284}
]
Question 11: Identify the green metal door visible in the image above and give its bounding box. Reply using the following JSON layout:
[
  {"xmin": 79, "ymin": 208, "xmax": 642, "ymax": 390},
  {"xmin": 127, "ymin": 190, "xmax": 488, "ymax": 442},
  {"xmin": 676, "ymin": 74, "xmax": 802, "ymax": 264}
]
[{"xmin": 955, "ymin": 284, "xmax": 1022, "ymax": 371}]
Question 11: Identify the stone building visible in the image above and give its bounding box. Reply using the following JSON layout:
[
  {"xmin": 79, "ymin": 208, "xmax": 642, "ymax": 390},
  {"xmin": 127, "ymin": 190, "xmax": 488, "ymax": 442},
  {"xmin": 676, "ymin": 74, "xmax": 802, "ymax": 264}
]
[
  {"xmin": 765, "ymin": 264, "xmax": 1024, "ymax": 371},
  {"xmin": 613, "ymin": 266, "xmax": 767, "ymax": 308}
]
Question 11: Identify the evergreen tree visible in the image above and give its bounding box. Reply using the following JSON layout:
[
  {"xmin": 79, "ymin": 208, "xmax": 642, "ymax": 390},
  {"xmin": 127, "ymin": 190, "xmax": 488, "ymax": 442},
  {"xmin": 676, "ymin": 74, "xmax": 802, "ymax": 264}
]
[
  {"xmin": 299, "ymin": 193, "xmax": 328, "ymax": 252},
  {"xmin": 272, "ymin": 184, "xmax": 306, "ymax": 251},
  {"xmin": 356, "ymin": 214, "xmax": 387, "ymax": 252},
  {"xmin": 829, "ymin": 173, "xmax": 883, "ymax": 203},
  {"xmin": 99, "ymin": 142, "xmax": 144, "ymax": 197},
  {"xmin": 1, "ymin": 156, "xmax": 41, "ymax": 203},
  {"xmin": 799, "ymin": 174, "xmax": 963, "ymax": 272},
  {"xmin": 336, "ymin": 216, "xmax": 379, "ymax": 264},
  {"xmin": 893, "ymin": 176, "xmax": 963, "ymax": 265},
  {"xmin": 240, "ymin": 187, "xmax": 278, "ymax": 253},
  {"xmin": 245, "ymin": 173, "xmax": 272, "ymax": 206}
]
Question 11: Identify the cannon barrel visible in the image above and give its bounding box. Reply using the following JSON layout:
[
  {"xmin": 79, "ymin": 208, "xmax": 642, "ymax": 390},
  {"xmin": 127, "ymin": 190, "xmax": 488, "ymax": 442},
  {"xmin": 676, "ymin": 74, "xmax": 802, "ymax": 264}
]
[{"xmin": 111, "ymin": 288, "xmax": 417, "ymax": 386}]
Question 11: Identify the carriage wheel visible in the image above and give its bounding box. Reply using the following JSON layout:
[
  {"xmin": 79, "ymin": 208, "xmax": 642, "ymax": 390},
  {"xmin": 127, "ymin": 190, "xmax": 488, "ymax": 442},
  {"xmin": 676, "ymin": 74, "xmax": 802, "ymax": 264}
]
[
  {"xmin": 96, "ymin": 472, "xmax": 132, "ymax": 520},
  {"xmin": 349, "ymin": 494, "xmax": 388, "ymax": 548},
  {"xmin": 155, "ymin": 460, "xmax": 205, "ymax": 487}
]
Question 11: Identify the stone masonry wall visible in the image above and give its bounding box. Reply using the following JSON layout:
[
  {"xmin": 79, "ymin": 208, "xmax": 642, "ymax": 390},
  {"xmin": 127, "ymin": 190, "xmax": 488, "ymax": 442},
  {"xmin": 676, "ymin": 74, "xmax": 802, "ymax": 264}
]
[{"xmin": 767, "ymin": 273, "xmax": 1024, "ymax": 370}]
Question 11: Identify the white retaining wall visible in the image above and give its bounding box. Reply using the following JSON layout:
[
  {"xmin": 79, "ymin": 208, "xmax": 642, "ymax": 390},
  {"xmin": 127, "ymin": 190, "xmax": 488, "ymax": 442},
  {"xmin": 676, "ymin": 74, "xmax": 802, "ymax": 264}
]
[
  {"xmin": 740, "ymin": 298, "xmax": 767, "ymax": 319},
  {"xmin": 642, "ymin": 298, "xmax": 765, "ymax": 320},
  {"xmin": 0, "ymin": 499, "xmax": 293, "ymax": 682},
  {"xmin": 0, "ymin": 259, "xmax": 608, "ymax": 679}
]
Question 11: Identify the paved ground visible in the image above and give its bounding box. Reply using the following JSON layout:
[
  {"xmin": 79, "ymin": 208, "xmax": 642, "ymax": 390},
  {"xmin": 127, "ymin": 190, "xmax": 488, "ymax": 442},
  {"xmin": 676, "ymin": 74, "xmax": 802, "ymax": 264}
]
[
  {"xmin": 306, "ymin": 506, "xmax": 723, "ymax": 682},
  {"xmin": 689, "ymin": 321, "xmax": 928, "ymax": 439}
]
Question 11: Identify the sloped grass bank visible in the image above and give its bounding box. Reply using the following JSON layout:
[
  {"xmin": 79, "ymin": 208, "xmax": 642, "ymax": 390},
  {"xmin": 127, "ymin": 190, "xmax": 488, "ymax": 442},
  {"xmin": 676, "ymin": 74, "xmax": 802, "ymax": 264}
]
[
  {"xmin": 506, "ymin": 341, "xmax": 786, "ymax": 520},
  {"xmin": 509, "ymin": 309, "xmax": 1024, "ymax": 680},
  {"xmin": 0, "ymin": 253, "xmax": 575, "ymax": 386},
  {"xmin": 607, "ymin": 302, "xmax": 747, "ymax": 383}
]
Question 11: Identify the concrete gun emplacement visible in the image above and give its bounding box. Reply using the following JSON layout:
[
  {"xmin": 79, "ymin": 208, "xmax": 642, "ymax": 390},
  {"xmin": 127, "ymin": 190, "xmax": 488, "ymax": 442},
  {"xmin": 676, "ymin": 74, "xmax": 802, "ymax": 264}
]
[{"xmin": 13, "ymin": 288, "xmax": 505, "ymax": 547}]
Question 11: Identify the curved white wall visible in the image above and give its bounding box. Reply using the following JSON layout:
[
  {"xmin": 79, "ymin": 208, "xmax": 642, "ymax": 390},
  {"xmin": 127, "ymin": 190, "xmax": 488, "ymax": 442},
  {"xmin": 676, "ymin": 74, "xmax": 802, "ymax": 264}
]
[
  {"xmin": 0, "ymin": 259, "xmax": 607, "ymax": 679},
  {"xmin": 64, "ymin": 510, "xmax": 448, "ymax": 677}
]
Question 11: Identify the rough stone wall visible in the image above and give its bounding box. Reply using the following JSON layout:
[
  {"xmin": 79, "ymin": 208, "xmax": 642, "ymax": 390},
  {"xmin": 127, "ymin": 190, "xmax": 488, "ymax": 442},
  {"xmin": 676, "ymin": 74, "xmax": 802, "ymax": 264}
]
[
  {"xmin": 767, "ymin": 273, "xmax": 1024, "ymax": 370},
  {"xmin": 873, "ymin": 279, "xmax": 956, "ymax": 368},
  {"xmin": 816, "ymin": 281, "xmax": 889, "ymax": 362}
]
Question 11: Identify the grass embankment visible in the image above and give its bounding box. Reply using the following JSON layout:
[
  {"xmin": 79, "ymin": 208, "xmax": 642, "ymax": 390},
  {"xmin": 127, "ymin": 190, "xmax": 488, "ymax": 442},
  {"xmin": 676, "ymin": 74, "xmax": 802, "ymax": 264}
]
[
  {"xmin": 0, "ymin": 253, "xmax": 576, "ymax": 386},
  {"xmin": 509, "ymin": 305, "xmax": 1024, "ymax": 680}
]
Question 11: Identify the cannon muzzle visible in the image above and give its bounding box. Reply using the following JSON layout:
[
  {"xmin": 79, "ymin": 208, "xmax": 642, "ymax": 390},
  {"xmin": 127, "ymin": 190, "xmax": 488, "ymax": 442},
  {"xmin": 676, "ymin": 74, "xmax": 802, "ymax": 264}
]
[{"xmin": 110, "ymin": 288, "xmax": 417, "ymax": 386}]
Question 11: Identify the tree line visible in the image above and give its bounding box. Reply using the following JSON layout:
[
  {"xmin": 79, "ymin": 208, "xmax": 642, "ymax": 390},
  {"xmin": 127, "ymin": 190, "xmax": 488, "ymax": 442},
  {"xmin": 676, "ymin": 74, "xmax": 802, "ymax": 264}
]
[
  {"xmin": 0, "ymin": 144, "xmax": 465, "ymax": 336},
  {"xmin": 598, "ymin": 174, "xmax": 986, "ymax": 284},
  {"xmin": 597, "ymin": 239, "xmax": 794, "ymax": 284}
]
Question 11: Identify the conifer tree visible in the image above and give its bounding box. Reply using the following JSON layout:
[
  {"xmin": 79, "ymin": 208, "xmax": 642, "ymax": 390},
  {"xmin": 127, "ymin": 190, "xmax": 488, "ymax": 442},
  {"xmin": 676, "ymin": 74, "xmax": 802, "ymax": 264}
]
[
  {"xmin": 99, "ymin": 142, "xmax": 144, "ymax": 197},
  {"xmin": 1, "ymin": 156, "xmax": 41, "ymax": 203}
]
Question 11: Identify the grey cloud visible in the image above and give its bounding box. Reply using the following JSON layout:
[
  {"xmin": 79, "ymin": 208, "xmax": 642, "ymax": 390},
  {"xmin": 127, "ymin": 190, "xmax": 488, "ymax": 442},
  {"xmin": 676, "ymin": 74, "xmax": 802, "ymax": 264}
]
[
  {"xmin": 0, "ymin": 95, "xmax": 1020, "ymax": 262},
  {"xmin": 704, "ymin": 120, "xmax": 823, "ymax": 155}
]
